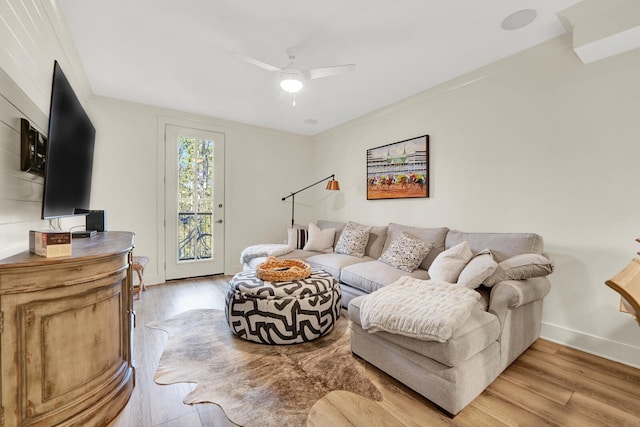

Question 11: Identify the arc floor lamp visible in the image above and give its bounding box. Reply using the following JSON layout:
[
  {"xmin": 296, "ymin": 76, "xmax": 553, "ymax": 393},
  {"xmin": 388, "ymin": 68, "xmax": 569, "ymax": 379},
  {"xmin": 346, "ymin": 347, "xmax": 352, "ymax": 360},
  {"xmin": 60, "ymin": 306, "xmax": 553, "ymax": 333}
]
[{"xmin": 281, "ymin": 174, "xmax": 340, "ymax": 227}]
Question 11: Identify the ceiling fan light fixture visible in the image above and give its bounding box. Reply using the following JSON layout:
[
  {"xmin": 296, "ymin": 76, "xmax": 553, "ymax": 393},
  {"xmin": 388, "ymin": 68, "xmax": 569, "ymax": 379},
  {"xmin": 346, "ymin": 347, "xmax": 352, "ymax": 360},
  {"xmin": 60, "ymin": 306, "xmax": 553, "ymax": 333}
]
[
  {"xmin": 280, "ymin": 77, "xmax": 303, "ymax": 93},
  {"xmin": 280, "ymin": 67, "xmax": 304, "ymax": 93},
  {"xmin": 231, "ymin": 51, "xmax": 355, "ymax": 98}
]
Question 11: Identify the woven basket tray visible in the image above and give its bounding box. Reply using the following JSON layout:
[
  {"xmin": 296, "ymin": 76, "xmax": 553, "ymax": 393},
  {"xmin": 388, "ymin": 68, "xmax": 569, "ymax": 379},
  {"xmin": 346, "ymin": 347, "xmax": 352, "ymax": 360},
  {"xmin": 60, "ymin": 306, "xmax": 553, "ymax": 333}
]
[{"xmin": 256, "ymin": 256, "xmax": 311, "ymax": 282}]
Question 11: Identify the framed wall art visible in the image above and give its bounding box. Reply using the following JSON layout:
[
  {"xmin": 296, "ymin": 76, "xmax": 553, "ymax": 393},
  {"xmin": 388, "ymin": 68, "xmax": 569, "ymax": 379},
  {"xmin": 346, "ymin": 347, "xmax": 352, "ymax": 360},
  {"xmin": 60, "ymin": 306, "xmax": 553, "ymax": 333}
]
[{"xmin": 367, "ymin": 135, "xmax": 429, "ymax": 200}]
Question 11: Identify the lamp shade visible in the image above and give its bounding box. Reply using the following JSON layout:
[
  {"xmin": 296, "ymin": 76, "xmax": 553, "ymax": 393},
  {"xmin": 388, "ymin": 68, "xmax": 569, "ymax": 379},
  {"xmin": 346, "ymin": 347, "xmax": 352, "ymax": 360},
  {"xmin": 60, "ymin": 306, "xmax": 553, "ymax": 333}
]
[{"xmin": 326, "ymin": 179, "xmax": 340, "ymax": 190}]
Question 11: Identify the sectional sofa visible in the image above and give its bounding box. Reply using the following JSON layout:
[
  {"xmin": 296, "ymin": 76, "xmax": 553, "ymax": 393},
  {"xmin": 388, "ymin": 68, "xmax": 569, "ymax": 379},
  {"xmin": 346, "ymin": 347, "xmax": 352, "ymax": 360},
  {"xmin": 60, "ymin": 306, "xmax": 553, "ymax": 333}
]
[{"xmin": 241, "ymin": 220, "xmax": 554, "ymax": 415}]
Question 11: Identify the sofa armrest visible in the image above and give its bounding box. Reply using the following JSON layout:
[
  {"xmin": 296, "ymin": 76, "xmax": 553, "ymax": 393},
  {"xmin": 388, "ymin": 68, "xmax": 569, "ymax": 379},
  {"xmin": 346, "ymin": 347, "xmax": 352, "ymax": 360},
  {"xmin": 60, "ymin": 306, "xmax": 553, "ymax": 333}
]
[{"xmin": 488, "ymin": 277, "xmax": 551, "ymax": 327}]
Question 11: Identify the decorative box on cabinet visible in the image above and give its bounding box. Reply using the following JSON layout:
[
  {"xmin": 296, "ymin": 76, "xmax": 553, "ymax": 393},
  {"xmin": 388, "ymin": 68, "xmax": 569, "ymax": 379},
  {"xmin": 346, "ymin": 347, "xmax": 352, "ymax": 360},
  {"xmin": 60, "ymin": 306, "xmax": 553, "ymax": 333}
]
[{"xmin": 0, "ymin": 231, "xmax": 135, "ymax": 427}]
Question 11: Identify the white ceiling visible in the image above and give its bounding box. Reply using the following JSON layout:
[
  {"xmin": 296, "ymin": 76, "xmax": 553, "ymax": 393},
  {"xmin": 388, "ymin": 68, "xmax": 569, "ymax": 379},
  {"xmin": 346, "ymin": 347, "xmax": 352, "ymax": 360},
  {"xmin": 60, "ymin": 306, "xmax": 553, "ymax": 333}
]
[{"xmin": 58, "ymin": 0, "xmax": 582, "ymax": 136}]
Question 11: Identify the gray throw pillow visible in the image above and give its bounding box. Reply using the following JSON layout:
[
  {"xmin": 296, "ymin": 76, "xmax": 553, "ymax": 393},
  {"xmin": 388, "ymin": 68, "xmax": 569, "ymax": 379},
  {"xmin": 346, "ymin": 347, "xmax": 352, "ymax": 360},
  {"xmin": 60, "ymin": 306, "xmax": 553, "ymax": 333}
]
[
  {"xmin": 484, "ymin": 253, "xmax": 554, "ymax": 287},
  {"xmin": 379, "ymin": 232, "xmax": 432, "ymax": 272}
]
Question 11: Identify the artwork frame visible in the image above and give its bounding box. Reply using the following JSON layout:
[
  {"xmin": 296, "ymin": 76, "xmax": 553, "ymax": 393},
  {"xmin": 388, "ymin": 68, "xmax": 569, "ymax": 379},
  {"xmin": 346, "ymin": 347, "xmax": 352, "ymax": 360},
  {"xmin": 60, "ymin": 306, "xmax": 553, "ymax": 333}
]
[{"xmin": 367, "ymin": 135, "xmax": 429, "ymax": 200}]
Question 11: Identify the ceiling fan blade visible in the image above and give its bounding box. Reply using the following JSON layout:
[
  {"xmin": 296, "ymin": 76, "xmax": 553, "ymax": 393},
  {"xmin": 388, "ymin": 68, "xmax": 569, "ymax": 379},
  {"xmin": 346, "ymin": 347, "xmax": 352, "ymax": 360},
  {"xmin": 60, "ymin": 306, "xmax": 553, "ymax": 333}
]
[
  {"xmin": 229, "ymin": 52, "xmax": 281, "ymax": 72},
  {"xmin": 307, "ymin": 64, "xmax": 356, "ymax": 79}
]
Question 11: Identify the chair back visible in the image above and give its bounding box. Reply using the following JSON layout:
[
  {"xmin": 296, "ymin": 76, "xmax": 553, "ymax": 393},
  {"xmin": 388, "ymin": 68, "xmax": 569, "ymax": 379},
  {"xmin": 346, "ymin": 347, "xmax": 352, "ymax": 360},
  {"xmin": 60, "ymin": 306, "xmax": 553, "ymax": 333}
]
[{"xmin": 605, "ymin": 258, "xmax": 640, "ymax": 326}]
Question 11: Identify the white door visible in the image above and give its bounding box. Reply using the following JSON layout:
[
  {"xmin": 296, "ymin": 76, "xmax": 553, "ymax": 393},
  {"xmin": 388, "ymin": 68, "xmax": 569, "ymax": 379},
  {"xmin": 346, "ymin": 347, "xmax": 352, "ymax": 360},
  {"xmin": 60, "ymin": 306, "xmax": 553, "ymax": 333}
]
[{"xmin": 165, "ymin": 125, "xmax": 225, "ymax": 279}]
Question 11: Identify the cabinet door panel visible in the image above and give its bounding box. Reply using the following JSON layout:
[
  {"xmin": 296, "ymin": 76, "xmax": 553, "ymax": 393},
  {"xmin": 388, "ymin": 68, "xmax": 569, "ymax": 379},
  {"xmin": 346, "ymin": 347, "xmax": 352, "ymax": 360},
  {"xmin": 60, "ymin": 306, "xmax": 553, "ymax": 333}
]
[{"xmin": 18, "ymin": 273, "xmax": 128, "ymax": 424}]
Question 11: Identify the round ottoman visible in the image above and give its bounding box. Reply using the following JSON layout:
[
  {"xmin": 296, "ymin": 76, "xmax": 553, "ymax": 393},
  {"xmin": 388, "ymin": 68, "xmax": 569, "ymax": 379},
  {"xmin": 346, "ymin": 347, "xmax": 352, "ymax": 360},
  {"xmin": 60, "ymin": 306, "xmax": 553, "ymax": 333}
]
[{"xmin": 225, "ymin": 268, "xmax": 342, "ymax": 344}]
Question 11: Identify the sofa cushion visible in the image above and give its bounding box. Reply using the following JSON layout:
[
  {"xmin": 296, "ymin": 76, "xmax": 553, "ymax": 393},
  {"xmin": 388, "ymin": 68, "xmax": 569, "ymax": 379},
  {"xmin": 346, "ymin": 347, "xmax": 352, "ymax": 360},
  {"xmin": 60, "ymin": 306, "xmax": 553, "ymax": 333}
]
[
  {"xmin": 305, "ymin": 253, "xmax": 373, "ymax": 280},
  {"xmin": 303, "ymin": 223, "xmax": 335, "ymax": 253},
  {"xmin": 383, "ymin": 224, "xmax": 448, "ymax": 270},
  {"xmin": 335, "ymin": 222, "xmax": 371, "ymax": 258},
  {"xmin": 340, "ymin": 260, "xmax": 430, "ymax": 294},
  {"xmin": 282, "ymin": 249, "xmax": 320, "ymax": 260},
  {"xmin": 428, "ymin": 241, "xmax": 473, "ymax": 283},
  {"xmin": 364, "ymin": 225, "xmax": 388, "ymax": 259},
  {"xmin": 379, "ymin": 232, "xmax": 433, "ymax": 272},
  {"xmin": 349, "ymin": 295, "xmax": 500, "ymax": 367},
  {"xmin": 316, "ymin": 220, "xmax": 346, "ymax": 247},
  {"xmin": 445, "ymin": 230, "xmax": 544, "ymax": 262}
]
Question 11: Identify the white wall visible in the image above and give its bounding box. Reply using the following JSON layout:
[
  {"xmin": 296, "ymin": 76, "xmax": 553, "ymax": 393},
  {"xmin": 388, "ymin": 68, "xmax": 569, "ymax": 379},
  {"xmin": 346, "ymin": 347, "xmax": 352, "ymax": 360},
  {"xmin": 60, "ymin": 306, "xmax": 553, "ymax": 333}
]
[
  {"xmin": 0, "ymin": 0, "xmax": 89, "ymax": 258},
  {"xmin": 311, "ymin": 34, "xmax": 640, "ymax": 367},
  {"xmin": 88, "ymin": 97, "xmax": 311, "ymax": 283}
]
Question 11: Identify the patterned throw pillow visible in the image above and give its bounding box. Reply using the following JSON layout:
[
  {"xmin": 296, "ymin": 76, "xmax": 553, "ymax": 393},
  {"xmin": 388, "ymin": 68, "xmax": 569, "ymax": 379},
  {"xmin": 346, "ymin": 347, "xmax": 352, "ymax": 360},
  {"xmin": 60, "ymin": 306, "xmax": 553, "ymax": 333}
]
[
  {"xmin": 335, "ymin": 222, "xmax": 372, "ymax": 258},
  {"xmin": 379, "ymin": 232, "xmax": 433, "ymax": 272},
  {"xmin": 287, "ymin": 227, "xmax": 308, "ymax": 249}
]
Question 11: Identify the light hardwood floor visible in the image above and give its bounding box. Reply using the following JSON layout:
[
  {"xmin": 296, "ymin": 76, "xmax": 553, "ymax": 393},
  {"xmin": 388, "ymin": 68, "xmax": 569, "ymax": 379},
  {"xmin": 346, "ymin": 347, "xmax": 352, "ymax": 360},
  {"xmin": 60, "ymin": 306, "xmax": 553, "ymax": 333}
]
[{"xmin": 109, "ymin": 276, "xmax": 640, "ymax": 427}]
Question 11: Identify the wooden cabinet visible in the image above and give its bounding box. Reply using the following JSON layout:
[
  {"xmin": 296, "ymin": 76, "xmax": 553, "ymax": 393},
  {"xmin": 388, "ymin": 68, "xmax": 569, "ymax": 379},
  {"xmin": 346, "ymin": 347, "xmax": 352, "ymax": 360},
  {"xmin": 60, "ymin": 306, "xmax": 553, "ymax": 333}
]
[{"xmin": 0, "ymin": 232, "xmax": 135, "ymax": 427}]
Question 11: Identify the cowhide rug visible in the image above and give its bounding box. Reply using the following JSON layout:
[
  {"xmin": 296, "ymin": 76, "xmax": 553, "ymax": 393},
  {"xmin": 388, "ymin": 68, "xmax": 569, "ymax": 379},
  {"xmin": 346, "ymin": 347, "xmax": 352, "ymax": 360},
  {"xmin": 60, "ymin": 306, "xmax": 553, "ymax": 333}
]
[{"xmin": 146, "ymin": 308, "xmax": 382, "ymax": 427}]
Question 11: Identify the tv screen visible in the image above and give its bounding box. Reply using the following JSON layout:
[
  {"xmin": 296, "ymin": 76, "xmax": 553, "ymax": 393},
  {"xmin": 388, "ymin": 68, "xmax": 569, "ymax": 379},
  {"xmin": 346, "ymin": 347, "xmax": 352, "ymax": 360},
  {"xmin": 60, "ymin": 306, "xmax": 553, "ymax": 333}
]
[{"xmin": 41, "ymin": 61, "xmax": 96, "ymax": 219}]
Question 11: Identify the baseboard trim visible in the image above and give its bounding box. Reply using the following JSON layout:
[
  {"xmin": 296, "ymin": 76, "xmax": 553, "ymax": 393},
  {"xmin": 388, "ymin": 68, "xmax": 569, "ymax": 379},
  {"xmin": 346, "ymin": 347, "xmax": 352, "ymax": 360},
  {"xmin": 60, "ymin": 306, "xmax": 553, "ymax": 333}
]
[
  {"xmin": 139, "ymin": 273, "xmax": 164, "ymax": 287},
  {"xmin": 541, "ymin": 321, "xmax": 640, "ymax": 369}
]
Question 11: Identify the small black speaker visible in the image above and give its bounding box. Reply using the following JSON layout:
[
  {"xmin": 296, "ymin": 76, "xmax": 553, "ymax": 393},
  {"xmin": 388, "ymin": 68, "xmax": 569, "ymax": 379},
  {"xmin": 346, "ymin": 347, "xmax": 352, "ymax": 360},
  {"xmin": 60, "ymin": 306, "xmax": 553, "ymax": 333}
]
[{"xmin": 86, "ymin": 210, "xmax": 106, "ymax": 232}]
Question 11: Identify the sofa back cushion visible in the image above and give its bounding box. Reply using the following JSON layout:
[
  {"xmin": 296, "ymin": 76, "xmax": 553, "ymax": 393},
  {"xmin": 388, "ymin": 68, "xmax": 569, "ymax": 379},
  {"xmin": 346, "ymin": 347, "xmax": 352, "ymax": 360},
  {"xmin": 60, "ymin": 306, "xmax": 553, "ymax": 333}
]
[
  {"xmin": 382, "ymin": 223, "xmax": 449, "ymax": 270},
  {"xmin": 316, "ymin": 220, "xmax": 346, "ymax": 247},
  {"xmin": 364, "ymin": 225, "xmax": 388, "ymax": 259},
  {"xmin": 445, "ymin": 230, "xmax": 544, "ymax": 262}
]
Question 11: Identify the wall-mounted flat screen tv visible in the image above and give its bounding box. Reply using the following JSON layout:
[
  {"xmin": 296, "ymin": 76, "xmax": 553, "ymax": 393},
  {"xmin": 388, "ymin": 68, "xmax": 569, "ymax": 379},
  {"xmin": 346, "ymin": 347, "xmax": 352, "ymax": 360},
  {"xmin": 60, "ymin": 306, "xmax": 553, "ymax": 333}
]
[{"xmin": 41, "ymin": 61, "xmax": 96, "ymax": 219}]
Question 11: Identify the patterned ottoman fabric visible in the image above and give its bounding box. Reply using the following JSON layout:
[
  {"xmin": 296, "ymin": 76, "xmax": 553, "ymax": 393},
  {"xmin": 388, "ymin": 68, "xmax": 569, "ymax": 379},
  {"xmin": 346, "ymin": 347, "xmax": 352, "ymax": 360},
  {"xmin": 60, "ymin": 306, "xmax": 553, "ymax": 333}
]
[{"xmin": 225, "ymin": 268, "xmax": 342, "ymax": 344}]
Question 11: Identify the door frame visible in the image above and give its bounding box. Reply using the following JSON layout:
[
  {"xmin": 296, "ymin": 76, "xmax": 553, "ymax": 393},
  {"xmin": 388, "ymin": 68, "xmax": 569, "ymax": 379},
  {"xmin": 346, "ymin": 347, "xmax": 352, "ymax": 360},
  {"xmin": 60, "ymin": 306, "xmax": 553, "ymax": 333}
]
[{"xmin": 157, "ymin": 117, "xmax": 227, "ymax": 282}]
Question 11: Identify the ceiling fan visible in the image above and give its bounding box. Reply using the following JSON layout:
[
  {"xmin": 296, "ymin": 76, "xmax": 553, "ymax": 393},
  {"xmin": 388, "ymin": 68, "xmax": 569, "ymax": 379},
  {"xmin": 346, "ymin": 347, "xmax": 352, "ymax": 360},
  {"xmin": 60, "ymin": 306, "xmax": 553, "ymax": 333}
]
[{"xmin": 230, "ymin": 49, "xmax": 356, "ymax": 96}]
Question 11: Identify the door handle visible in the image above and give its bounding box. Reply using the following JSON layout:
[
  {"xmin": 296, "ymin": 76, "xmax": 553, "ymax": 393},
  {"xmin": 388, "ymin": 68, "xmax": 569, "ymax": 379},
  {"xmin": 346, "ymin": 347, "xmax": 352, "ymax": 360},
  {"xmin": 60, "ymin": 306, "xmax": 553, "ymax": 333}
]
[{"xmin": 215, "ymin": 219, "xmax": 223, "ymax": 223}]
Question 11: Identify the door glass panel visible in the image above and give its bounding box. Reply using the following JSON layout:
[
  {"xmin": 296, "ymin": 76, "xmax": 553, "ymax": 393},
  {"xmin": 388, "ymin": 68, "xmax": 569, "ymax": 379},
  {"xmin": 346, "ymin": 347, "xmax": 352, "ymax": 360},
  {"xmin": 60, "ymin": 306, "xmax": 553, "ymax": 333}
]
[{"xmin": 176, "ymin": 136, "xmax": 213, "ymax": 262}]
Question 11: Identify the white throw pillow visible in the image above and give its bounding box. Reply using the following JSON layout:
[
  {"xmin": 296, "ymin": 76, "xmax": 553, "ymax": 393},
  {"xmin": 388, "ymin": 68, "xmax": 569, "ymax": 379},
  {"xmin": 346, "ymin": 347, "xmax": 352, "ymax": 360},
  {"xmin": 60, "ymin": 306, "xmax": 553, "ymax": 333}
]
[
  {"xmin": 428, "ymin": 241, "xmax": 473, "ymax": 283},
  {"xmin": 457, "ymin": 250, "xmax": 498, "ymax": 289},
  {"xmin": 303, "ymin": 223, "xmax": 336, "ymax": 253}
]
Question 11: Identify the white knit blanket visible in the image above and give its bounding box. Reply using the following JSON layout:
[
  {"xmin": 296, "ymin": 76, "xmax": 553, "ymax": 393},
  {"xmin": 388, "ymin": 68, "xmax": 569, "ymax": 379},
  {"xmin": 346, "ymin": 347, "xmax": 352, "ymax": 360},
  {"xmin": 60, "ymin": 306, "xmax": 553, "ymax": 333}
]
[
  {"xmin": 359, "ymin": 276, "xmax": 481, "ymax": 343},
  {"xmin": 239, "ymin": 244, "xmax": 294, "ymax": 265}
]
